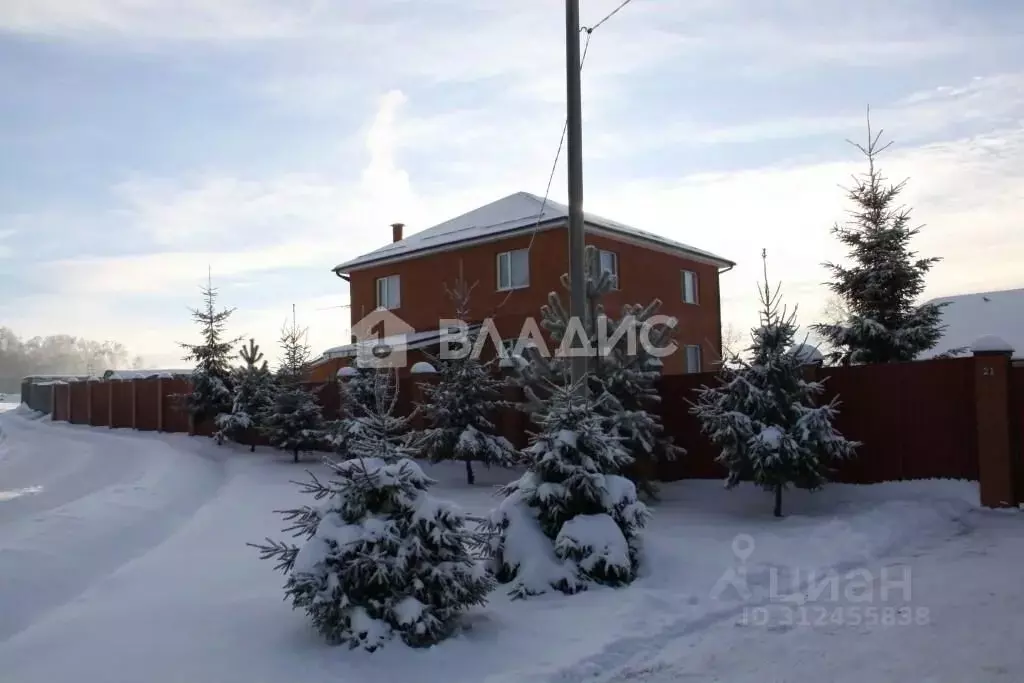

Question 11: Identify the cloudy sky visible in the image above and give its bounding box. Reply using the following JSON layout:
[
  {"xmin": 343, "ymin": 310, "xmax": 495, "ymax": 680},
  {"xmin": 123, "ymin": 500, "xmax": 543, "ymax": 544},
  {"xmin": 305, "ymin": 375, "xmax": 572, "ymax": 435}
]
[{"xmin": 1, "ymin": 0, "xmax": 1022, "ymax": 366}]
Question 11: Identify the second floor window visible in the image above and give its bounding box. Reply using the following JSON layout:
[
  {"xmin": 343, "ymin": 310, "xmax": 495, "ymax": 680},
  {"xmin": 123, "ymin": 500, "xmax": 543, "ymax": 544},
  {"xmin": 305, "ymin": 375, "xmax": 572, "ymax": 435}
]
[
  {"xmin": 376, "ymin": 274, "xmax": 400, "ymax": 310},
  {"xmin": 497, "ymin": 248, "xmax": 529, "ymax": 291},
  {"xmin": 599, "ymin": 249, "xmax": 619, "ymax": 289},
  {"xmin": 682, "ymin": 269, "xmax": 699, "ymax": 304}
]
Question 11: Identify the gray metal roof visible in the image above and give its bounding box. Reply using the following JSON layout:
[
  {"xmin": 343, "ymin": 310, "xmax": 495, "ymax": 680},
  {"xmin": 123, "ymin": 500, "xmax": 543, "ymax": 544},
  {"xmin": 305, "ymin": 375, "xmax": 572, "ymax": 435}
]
[{"xmin": 332, "ymin": 191, "xmax": 735, "ymax": 273}]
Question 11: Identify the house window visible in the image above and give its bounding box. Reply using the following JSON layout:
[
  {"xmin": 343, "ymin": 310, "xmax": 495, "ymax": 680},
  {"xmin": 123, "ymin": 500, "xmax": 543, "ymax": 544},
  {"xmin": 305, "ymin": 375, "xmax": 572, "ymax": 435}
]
[
  {"xmin": 599, "ymin": 249, "xmax": 619, "ymax": 289},
  {"xmin": 376, "ymin": 275, "xmax": 400, "ymax": 310},
  {"xmin": 497, "ymin": 249, "xmax": 530, "ymax": 290},
  {"xmin": 682, "ymin": 269, "xmax": 699, "ymax": 304},
  {"xmin": 685, "ymin": 345, "xmax": 702, "ymax": 373}
]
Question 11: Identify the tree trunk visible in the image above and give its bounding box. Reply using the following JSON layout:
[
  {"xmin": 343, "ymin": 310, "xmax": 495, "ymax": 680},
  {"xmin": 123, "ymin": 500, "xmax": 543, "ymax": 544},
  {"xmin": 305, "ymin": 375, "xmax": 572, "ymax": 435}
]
[
  {"xmin": 293, "ymin": 449, "xmax": 299, "ymax": 463},
  {"xmin": 773, "ymin": 483, "xmax": 783, "ymax": 518},
  {"xmin": 465, "ymin": 459, "xmax": 475, "ymax": 485}
]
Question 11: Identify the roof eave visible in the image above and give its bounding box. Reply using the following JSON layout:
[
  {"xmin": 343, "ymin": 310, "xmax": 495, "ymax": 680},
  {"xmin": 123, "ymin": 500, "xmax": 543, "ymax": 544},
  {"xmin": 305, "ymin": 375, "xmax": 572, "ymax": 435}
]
[{"xmin": 333, "ymin": 219, "xmax": 735, "ymax": 274}]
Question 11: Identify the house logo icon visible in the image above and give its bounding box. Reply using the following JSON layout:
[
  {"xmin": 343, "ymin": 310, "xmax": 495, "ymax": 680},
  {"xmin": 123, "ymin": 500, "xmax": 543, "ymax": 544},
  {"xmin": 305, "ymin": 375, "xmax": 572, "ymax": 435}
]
[{"xmin": 350, "ymin": 308, "xmax": 415, "ymax": 369}]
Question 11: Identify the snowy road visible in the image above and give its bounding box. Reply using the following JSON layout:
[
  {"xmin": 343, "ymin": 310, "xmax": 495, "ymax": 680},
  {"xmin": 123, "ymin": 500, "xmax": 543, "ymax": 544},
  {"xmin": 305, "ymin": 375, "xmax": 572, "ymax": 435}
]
[
  {"xmin": 0, "ymin": 409, "xmax": 225, "ymax": 642},
  {"xmin": 1, "ymin": 407, "xmax": 1022, "ymax": 682}
]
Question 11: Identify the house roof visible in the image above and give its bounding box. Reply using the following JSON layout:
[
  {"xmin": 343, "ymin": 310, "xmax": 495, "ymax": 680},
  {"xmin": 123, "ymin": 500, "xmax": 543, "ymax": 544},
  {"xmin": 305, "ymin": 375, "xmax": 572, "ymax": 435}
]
[
  {"xmin": 921, "ymin": 287, "xmax": 1024, "ymax": 359},
  {"xmin": 332, "ymin": 191, "xmax": 735, "ymax": 273}
]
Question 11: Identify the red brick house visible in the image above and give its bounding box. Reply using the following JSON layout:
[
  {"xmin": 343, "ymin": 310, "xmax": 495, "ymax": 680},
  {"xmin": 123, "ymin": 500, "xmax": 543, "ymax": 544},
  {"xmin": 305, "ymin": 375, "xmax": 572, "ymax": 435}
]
[{"xmin": 309, "ymin": 191, "xmax": 735, "ymax": 380}]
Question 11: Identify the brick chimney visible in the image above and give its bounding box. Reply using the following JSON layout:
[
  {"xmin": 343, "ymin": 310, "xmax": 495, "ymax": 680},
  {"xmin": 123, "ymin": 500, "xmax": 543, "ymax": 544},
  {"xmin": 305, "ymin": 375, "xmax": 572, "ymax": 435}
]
[{"xmin": 391, "ymin": 222, "xmax": 404, "ymax": 243}]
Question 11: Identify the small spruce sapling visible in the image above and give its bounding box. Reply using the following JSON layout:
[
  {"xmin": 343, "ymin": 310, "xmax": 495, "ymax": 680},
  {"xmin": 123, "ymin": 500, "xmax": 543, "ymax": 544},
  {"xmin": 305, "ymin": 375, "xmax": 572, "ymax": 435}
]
[
  {"xmin": 692, "ymin": 251, "xmax": 858, "ymax": 517},
  {"xmin": 519, "ymin": 245, "xmax": 681, "ymax": 499},
  {"xmin": 325, "ymin": 362, "xmax": 377, "ymax": 459},
  {"xmin": 485, "ymin": 378, "xmax": 650, "ymax": 598},
  {"xmin": 250, "ymin": 369, "xmax": 493, "ymax": 650},
  {"xmin": 216, "ymin": 339, "xmax": 276, "ymax": 451},
  {"xmin": 264, "ymin": 316, "xmax": 325, "ymax": 462},
  {"xmin": 418, "ymin": 277, "xmax": 517, "ymax": 484},
  {"xmin": 178, "ymin": 272, "xmax": 242, "ymax": 436}
]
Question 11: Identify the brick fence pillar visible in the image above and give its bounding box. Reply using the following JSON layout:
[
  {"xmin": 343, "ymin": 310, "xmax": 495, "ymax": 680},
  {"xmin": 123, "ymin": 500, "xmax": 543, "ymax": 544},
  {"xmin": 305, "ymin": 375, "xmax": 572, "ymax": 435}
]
[{"xmin": 972, "ymin": 337, "xmax": 1016, "ymax": 508}]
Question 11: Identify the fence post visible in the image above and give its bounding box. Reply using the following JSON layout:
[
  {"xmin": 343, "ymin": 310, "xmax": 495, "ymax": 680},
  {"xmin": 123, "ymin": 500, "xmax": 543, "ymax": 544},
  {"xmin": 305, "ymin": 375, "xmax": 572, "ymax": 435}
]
[
  {"xmin": 108, "ymin": 381, "xmax": 114, "ymax": 428},
  {"xmin": 156, "ymin": 377, "xmax": 164, "ymax": 432},
  {"xmin": 972, "ymin": 337, "xmax": 1016, "ymax": 508},
  {"xmin": 131, "ymin": 379, "xmax": 138, "ymax": 430},
  {"xmin": 66, "ymin": 382, "xmax": 73, "ymax": 422},
  {"xmin": 86, "ymin": 380, "xmax": 93, "ymax": 425}
]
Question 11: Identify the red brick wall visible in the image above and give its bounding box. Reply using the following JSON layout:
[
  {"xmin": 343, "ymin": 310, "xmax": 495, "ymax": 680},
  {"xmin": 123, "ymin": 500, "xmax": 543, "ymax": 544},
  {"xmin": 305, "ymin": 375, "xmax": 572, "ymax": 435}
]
[{"xmin": 346, "ymin": 227, "xmax": 725, "ymax": 375}]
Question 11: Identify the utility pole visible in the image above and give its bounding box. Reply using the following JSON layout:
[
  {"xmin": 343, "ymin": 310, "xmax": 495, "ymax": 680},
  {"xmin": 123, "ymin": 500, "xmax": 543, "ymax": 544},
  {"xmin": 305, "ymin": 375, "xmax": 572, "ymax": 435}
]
[{"xmin": 565, "ymin": 0, "xmax": 588, "ymax": 393}]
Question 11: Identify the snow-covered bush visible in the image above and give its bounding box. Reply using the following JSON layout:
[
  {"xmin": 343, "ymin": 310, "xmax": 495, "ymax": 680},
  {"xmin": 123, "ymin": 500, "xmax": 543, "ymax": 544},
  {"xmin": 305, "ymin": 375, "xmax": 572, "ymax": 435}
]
[
  {"xmin": 485, "ymin": 382, "xmax": 649, "ymax": 598},
  {"xmin": 251, "ymin": 369, "xmax": 492, "ymax": 650},
  {"xmin": 325, "ymin": 363, "xmax": 377, "ymax": 459},
  {"xmin": 216, "ymin": 339, "xmax": 276, "ymax": 451},
  {"xmin": 692, "ymin": 273, "xmax": 858, "ymax": 517}
]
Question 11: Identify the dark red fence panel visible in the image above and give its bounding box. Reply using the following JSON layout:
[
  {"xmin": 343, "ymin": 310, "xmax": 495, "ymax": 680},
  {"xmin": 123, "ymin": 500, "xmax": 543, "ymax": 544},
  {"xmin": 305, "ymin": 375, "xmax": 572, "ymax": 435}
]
[
  {"xmin": 89, "ymin": 381, "xmax": 110, "ymax": 427},
  {"xmin": 134, "ymin": 378, "xmax": 159, "ymax": 431},
  {"xmin": 1010, "ymin": 365, "xmax": 1024, "ymax": 503},
  {"xmin": 658, "ymin": 371, "xmax": 727, "ymax": 480},
  {"xmin": 69, "ymin": 382, "xmax": 89, "ymax": 425},
  {"xmin": 111, "ymin": 381, "xmax": 134, "ymax": 428},
  {"xmin": 162, "ymin": 378, "xmax": 191, "ymax": 433},
  {"xmin": 822, "ymin": 357, "xmax": 977, "ymax": 483},
  {"xmin": 53, "ymin": 384, "xmax": 70, "ymax": 422}
]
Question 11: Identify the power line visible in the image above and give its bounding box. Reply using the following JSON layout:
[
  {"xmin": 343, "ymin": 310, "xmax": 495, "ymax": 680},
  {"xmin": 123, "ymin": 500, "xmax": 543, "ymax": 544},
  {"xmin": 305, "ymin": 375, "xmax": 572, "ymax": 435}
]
[
  {"xmin": 587, "ymin": 0, "xmax": 636, "ymax": 33},
  {"xmin": 492, "ymin": 0, "xmax": 635, "ymax": 315}
]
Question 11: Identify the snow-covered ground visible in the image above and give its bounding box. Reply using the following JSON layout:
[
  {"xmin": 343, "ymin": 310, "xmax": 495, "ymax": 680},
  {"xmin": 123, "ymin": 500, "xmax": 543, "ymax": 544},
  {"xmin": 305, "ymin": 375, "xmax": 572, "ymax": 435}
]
[{"xmin": 1, "ymin": 407, "xmax": 1022, "ymax": 682}]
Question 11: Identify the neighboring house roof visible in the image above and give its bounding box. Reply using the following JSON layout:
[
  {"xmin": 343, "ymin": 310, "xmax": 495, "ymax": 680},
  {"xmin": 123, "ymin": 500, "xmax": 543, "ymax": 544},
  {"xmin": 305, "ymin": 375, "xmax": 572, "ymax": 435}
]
[
  {"xmin": 315, "ymin": 324, "xmax": 481, "ymax": 364},
  {"xmin": 921, "ymin": 288, "xmax": 1024, "ymax": 359},
  {"xmin": 332, "ymin": 191, "xmax": 735, "ymax": 274}
]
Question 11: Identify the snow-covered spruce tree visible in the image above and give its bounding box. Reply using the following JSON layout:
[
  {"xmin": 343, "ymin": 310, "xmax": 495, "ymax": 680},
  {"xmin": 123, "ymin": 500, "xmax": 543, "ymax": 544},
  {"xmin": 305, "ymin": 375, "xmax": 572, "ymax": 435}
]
[
  {"xmin": 812, "ymin": 112, "xmax": 946, "ymax": 365},
  {"xmin": 249, "ymin": 369, "xmax": 493, "ymax": 650},
  {"xmin": 263, "ymin": 318, "xmax": 325, "ymax": 462},
  {"xmin": 692, "ymin": 260, "xmax": 858, "ymax": 517},
  {"xmin": 418, "ymin": 277, "xmax": 517, "ymax": 485},
  {"xmin": 178, "ymin": 273, "xmax": 241, "ymax": 436},
  {"xmin": 520, "ymin": 245, "xmax": 681, "ymax": 499},
  {"xmin": 216, "ymin": 339, "xmax": 276, "ymax": 451},
  {"xmin": 325, "ymin": 362, "xmax": 378, "ymax": 459},
  {"xmin": 485, "ymin": 378, "xmax": 650, "ymax": 598}
]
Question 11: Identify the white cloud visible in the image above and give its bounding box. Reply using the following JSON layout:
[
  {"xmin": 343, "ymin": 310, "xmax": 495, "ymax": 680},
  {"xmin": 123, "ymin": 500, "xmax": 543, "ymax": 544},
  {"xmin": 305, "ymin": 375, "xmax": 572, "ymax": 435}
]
[
  {"xmin": 5, "ymin": 2, "xmax": 1023, "ymax": 363},
  {"xmin": 0, "ymin": 228, "xmax": 14, "ymax": 258},
  {"xmin": 0, "ymin": 0, "xmax": 320, "ymax": 41}
]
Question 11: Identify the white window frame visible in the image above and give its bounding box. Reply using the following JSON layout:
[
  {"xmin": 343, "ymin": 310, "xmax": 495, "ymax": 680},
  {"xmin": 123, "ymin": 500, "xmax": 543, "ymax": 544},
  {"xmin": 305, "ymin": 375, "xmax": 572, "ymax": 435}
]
[
  {"xmin": 682, "ymin": 269, "xmax": 699, "ymax": 305},
  {"xmin": 376, "ymin": 274, "xmax": 401, "ymax": 310},
  {"xmin": 685, "ymin": 345, "xmax": 702, "ymax": 374},
  {"xmin": 599, "ymin": 249, "xmax": 619, "ymax": 289},
  {"xmin": 497, "ymin": 249, "xmax": 530, "ymax": 291}
]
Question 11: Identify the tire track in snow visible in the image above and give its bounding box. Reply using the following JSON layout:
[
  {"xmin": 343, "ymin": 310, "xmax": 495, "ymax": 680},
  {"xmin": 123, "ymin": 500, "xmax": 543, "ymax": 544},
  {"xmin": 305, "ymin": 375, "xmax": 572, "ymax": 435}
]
[{"xmin": 545, "ymin": 505, "xmax": 977, "ymax": 683}]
